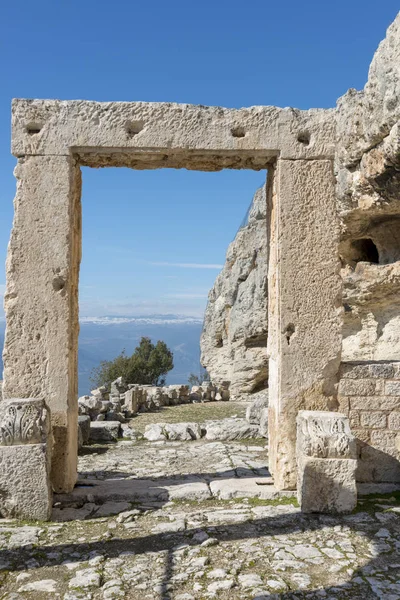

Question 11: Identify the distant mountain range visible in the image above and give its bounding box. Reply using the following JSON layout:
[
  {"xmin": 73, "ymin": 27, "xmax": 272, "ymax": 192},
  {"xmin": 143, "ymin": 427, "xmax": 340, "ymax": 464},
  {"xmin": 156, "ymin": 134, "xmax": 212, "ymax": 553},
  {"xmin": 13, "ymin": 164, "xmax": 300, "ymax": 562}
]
[{"xmin": 0, "ymin": 315, "xmax": 204, "ymax": 396}]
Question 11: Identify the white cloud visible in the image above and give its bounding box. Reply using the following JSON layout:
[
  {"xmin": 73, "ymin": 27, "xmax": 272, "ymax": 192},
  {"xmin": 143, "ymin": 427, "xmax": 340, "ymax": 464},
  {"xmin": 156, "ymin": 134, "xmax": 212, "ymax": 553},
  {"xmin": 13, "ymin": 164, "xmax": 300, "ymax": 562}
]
[
  {"xmin": 148, "ymin": 261, "xmax": 223, "ymax": 269},
  {"xmin": 164, "ymin": 293, "xmax": 208, "ymax": 299},
  {"xmin": 79, "ymin": 297, "xmax": 207, "ymax": 318}
]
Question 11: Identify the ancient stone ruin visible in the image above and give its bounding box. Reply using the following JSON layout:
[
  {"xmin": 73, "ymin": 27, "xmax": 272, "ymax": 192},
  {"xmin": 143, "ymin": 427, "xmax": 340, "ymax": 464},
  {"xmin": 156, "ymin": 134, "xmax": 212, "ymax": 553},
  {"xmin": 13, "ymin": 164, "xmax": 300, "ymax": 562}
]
[{"xmin": 1, "ymin": 14, "xmax": 400, "ymax": 519}]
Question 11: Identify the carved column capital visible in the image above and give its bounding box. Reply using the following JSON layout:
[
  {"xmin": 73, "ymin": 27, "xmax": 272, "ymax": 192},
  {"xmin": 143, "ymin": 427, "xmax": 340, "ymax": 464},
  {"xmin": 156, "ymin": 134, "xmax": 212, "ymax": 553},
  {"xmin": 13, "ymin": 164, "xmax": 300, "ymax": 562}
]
[{"xmin": 0, "ymin": 398, "xmax": 51, "ymax": 446}]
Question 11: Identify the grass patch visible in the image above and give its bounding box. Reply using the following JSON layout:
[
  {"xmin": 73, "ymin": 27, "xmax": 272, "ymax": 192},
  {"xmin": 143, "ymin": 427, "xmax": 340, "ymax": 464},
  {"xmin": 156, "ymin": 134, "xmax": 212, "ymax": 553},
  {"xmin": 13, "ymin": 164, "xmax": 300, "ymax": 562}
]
[
  {"xmin": 129, "ymin": 401, "xmax": 248, "ymax": 433},
  {"xmin": 244, "ymin": 496, "xmax": 298, "ymax": 507},
  {"xmin": 354, "ymin": 491, "xmax": 400, "ymax": 514}
]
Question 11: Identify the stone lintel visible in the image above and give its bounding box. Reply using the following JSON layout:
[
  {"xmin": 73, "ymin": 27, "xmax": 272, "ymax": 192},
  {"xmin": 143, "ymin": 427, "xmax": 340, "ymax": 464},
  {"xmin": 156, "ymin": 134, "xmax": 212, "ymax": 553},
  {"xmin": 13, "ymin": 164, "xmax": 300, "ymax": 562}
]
[{"xmin": 11, "ymin": 99, "xmax": 336, "ymax": 163}]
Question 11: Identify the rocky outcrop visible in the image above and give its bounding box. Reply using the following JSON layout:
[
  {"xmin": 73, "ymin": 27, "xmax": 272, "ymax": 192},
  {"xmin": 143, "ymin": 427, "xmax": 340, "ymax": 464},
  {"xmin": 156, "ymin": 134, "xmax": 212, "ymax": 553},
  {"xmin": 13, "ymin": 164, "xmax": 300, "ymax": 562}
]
[
  {"xmin": 336, "ymin": 14, "xmax": 400, "ymax": 362},
  {"xmin": 200, "ymin": 186, "xmax": 268, "ymax": 397}
]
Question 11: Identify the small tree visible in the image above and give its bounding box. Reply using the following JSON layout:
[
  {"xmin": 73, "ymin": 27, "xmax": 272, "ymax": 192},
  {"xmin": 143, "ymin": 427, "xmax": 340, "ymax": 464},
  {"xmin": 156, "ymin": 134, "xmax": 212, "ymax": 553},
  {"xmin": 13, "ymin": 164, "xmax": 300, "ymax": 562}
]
[
  {"xmin": 90, "ymin": 337, "xmax": 174, "ymax": 389},
  {"xmin": 188, "ymin": 367, "xmax": 210, "ymax": 387}
]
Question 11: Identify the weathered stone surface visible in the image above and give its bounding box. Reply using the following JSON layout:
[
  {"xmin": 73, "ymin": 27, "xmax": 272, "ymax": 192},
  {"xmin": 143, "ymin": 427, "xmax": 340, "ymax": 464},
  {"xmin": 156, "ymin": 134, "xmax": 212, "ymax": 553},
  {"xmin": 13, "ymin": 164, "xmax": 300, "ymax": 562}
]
[
  {"xmin": 0, "ymin": 443, "xmax": 52, "ymax": 520},
  {"xmin": 268, "ymin": 159, "xmax": 342, "ymax": 491},
  {"xmin": 245, "ymin": 391, "xmax": 269, "ymax": 425},
  {"xmin": 201, "ymin": 187, "xmax": 268, "ymax": 397},
  {"xmin": 4, "ymin": 15, "xmax": 399, "ymax": 505},
  {"xmin": 0, "ymin": 398, "xmax": 51, "ymax": 446},
  {"xmin": 337, "ymin": 15, "xmax": 400, "ymax": 364},
  {"xmin": 164, "ymin": 423, "xmax": 202, "ymax": 441},
  {"xmin": 78, "ymin": 415, "xmax": 91, "ymax": 445},
  {"xmin": 11, "ymin": 99, "xmax": 336, "ymax": 163},
  {"xmin": 205, "ymin": 419, "xmax": 260, "ymax": 441},
  {"xmin": 124, "ymin": 388, "xmax": 138, "ymax": 414},
  {"xmin": 297, "ymin": 411, "xmax": 357, "ymax": 513},
  {"xmin": 89, "ymin": 421, "xmax": 121, "ymax": 442},
  {"xmin": 2, "ymin": 155, "xmax": 81, "ymax": 494}
]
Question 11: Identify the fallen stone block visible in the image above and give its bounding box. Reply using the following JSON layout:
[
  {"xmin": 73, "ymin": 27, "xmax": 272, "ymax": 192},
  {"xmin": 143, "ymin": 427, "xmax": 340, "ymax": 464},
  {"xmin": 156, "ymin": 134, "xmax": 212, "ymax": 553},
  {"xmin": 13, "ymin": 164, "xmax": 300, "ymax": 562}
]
[
  {"xmin": 89, "ymin": 421, "xmax": 122, "ymax": 442},
  {"xmin": 144, "ymin": 424, "xmax": 166, "ymax": 441},
  {"xmin": 78, "ymin": 395, "xmax": 102, "ymax": 419},
  {"xmin": 78, "ymin": 415, "xmax": 91, "ymax": 445},
  {"xmin": 164, "ymin": 422, "xmax": 202, "ymax": 440},
  {"xmin": 205, "ymin": 419, "xmax": 260, "ymax": 441},
  {"xmin": 124, "ymin": 388, "xmax": 138, "ymax": 414},
  {"xmin": 246, "ymin": 391, "xmax": 269, "ymax": 425},
  {"xmin": 296, "ymin": 411, "xmax": 357, "ymax": 514},
  {"xmin": 105, "ymin": 411, "xmax": 126, "ymax": 423}
]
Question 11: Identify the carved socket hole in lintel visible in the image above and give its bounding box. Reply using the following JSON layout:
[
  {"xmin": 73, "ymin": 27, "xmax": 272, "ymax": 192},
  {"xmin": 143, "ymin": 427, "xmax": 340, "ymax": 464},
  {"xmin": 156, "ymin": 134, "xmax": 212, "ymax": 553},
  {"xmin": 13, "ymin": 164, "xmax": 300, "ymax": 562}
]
[
  {"xmin": 125, "ymin": 121, "xmax": 144, "ymax": 137},
  {"xmin": 283, "ymin": 323, "xmax": 295, "ymax": 345},
  {"xmin": 52, "ymin": 276, "xmax": 65, "ymax": 292},
  {"xmin": 231, "ymin": 126, "xmax": 246, "ymax": 138},
  {"xmin": 26, "ymin": 122, "xmax": 43, "ymax": 135},
  {"xmin": 297, "ymin": 131, "xmax": 310, "ymax": 145}
]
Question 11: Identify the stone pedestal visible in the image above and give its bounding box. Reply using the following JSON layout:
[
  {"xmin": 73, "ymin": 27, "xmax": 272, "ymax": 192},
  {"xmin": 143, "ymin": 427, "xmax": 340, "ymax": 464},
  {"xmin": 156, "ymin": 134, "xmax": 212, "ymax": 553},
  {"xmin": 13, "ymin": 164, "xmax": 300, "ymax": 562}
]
[
  {"xmin": 0, "ymin": 399, "xmax": 53, "ymax": 520},
  {"xmin": 296, "ymin": 411, "xmax": 357, "ymax": 514}
]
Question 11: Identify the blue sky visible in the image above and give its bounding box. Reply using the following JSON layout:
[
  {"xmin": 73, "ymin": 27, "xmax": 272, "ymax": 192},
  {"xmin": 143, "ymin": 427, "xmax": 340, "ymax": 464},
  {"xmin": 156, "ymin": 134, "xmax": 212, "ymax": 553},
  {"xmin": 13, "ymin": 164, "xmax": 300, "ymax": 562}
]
[{"xmin": 1, "ymin": 1, "xmax": 398, "ymax": 318}]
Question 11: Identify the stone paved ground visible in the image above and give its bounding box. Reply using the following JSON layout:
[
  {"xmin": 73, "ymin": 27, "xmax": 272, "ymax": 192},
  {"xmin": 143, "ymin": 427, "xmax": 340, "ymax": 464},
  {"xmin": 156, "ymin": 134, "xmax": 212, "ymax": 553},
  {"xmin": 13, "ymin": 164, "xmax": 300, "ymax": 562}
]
[{"xmin": 1, "ymin": 404, "xmax": 400, "ymax": 599}]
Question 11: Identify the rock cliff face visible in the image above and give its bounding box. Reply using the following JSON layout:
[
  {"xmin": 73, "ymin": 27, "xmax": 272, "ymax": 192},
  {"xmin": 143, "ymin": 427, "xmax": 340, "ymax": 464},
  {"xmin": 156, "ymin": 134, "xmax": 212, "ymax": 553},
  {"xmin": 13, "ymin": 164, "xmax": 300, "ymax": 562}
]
[
  {"xmin": 200, "ymin": 186, "xmax": 268, "ymax": 397},
  {"xmin": 336, "ymin": 14, "xmax": 400, "ymax": 361}
]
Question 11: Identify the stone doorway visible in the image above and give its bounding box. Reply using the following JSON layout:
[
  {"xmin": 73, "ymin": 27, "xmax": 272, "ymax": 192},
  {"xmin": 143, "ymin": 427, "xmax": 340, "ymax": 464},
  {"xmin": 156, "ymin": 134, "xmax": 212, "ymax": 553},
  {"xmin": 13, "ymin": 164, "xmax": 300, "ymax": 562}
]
[{"xmin": 3, "ymin": 99, "xmax": 341, "ymax": 502}]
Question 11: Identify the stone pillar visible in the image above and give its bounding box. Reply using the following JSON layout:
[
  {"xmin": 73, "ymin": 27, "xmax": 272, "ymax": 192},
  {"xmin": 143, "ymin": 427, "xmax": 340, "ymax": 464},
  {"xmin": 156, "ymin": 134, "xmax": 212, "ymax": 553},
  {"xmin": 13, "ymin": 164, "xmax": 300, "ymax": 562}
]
[
  {"xmin": 296, "ymin": 411, "xmax": 357, "ymax": 513},
  {"xmin": 124, "ymin": 388, "xmax": 138, "ymax": 414},
  {"xmin": 267, "ymin": 159, "xmax": 342, "ymax": 490},
  {"xmin": 2, "ymin": 155, "xmax": 81, "ymax": 493},
  {"xmin": 0, "ymin": 399, "xmax": 53, "ymax": 520}
]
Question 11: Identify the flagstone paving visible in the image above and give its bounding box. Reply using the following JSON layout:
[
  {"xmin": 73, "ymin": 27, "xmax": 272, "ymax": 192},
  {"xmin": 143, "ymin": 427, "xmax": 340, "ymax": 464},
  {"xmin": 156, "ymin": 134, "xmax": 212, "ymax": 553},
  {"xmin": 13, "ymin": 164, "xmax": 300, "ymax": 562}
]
[{"xmin": 1, "ymin": 405, "xmax": 400, "ymax": 598}]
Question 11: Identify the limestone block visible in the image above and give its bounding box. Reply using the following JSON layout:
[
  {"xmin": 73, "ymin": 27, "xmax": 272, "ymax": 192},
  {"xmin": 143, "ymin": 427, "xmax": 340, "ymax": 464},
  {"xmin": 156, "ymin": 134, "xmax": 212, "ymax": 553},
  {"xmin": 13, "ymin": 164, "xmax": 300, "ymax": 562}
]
[
  {"xmin": 338, "ymin": 379, "xmax": 380, "ymax": 397},
  {"xmin": 125, "ymin": 388, "xmax": 138, "ymax": 414},
  {"xmin": 78, "ymin": 415, "xmax": 91, "ymax": 445},
  {"xmin": 388, "ymin": 412, "xmax": 400, "ymax": 430},
  {"xmin": 245, "ymin": 391, "xmax": 269, "ymax": 425},
  {"xmin": 0, "ymin": 398, "xmax": 52, "ymax": 520},
  {"xmin": 12, "ymin": 99, "xmax": 336, "ymax": 163},
  {"xmin": 110, "ymin": 377, "xmax": 127, "ymax": 398},
  {"xmin": 296, "ymin": 411, "xmax": 357, "ymax": 514},
  {"xmin": 143, "ymin": 424, "xmax": 166, "ymax": 441},
  {"xmin": 2, "ymin": 155, "xmax": 80, "ymax": 494},
  {"xmin": 350, "ymin": 396, "xmax": 400, "ymax": 410},
  {"xmin": 268, "ymin": 159, "xmax": 342, "ymax": 490},
  {"xmin": 205, "ymin": 419, "xmax": 260, "ymax": 441},
  {"xmin": 78, "ymin": 396, "xmax": 102, "ymax": 419},
  {"xmin": 360, "ymin": 411, "xmax": 387, "ymax": 429},
  {"xmin": 89, "ymin": 421, "xmax": 121, "ymax": 442},
  {"xmin": 163, "ymin": 423, "xmax": 202, "ymax": 441},
  {"xmin": 0, "ymin": 444, "xmax": 52, "ymax": 520},
  {"xmin": 385, "ymin": 381, "xmax": 400, "ymax": 396},
  {"xmin": 90, "ymin": 386, "xmax": 108, "ymax": 399}
]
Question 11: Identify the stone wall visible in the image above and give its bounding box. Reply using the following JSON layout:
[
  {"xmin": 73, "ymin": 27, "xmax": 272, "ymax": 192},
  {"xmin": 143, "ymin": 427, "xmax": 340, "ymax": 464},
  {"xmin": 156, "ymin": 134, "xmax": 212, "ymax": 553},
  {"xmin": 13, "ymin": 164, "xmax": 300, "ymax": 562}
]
[
  {"xmin": 200, "ymin": 186, "xmax": 268, "ymax": 398},
  {"xmin": 339, "ymin": 361, "xmax": 400, "ymax": 482}
]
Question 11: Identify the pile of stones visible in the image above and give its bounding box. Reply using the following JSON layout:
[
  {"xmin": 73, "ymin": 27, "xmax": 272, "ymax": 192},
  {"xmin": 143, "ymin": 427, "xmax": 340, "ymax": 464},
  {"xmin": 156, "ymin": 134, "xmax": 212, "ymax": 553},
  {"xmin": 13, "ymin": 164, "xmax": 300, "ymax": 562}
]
[{"xmin": 77, "ymin": 377, "xmax": 232, "ymax": 445}]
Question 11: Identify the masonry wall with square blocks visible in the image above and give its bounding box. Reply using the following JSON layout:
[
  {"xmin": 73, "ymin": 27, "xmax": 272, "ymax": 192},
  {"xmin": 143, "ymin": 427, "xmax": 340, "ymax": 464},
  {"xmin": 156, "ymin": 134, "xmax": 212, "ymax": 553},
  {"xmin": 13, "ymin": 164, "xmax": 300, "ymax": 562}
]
[{"xmin": 339, "ymin": 362, "xmax": 400, "ymax": 482}]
